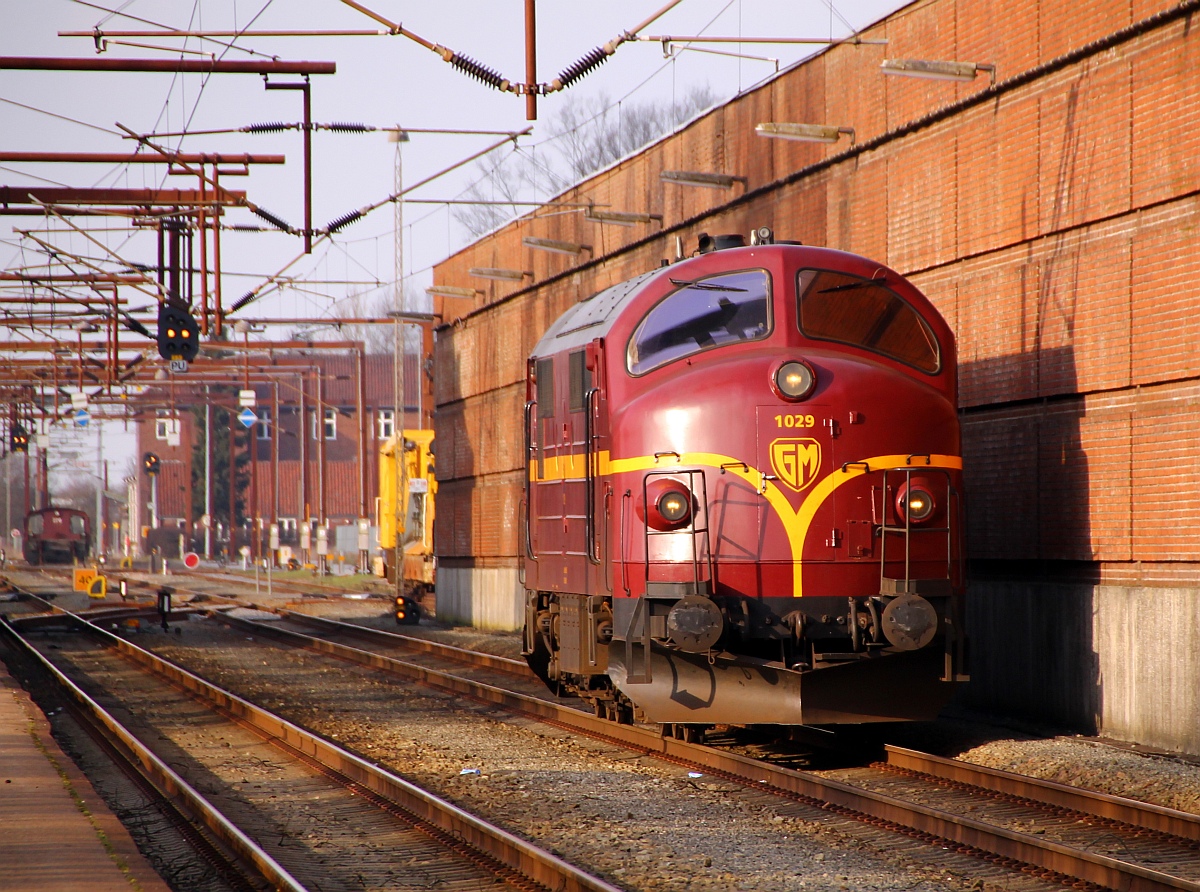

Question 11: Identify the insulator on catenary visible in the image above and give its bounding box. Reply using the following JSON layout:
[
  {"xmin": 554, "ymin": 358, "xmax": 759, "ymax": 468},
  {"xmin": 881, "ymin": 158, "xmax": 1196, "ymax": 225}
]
[
  {"xmin": 123, "ymin": 314, "xmax": 152, "ymax": 338},
  {"xmin": 250, "ymin": 205, "xmax": 293, "ymax": 233},
  {"xmin": 230, "ymin": 291, "xmax": 257, "ymax": 312},
  {"xmin": 448, "ymin": 52, "xmax": 510, "ymax": 91},
  {"xmin": 551, "ymin": 44, "xmax": 613, "ymax": 91},
  {"xmin": 325, "ymin": 122, "xmax": 374, "ymax": 132},
  {"xmin": 325, "ymin": 208, "xmax": 364, "ymax": 234},
  {"xmin": 242, "ymin": 121, "xmax": 295, "ymax": 134}
]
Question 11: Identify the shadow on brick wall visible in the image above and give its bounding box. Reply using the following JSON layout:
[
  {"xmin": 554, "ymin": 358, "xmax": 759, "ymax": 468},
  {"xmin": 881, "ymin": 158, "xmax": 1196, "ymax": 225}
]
[{"xmin": 958, "ymin": 344, "xmax": 1102, "ymax": 734}]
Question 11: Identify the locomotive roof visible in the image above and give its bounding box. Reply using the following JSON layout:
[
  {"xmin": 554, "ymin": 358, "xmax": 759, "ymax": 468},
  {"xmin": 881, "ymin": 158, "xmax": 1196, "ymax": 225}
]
[{"xmin": 532, "ymin": 268, "xmax": 662, "ymax": 357}]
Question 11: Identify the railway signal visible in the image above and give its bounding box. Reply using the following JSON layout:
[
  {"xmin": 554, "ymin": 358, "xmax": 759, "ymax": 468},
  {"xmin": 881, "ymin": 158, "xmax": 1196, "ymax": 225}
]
[
  {"xmin": 156, "ymin": 302, "xmax": 201, "ymax": 362},
  {"xmin": 142, "ymin": 452, "xmax": 161, "ymax": 476},
  {"xmin": 10, "ymin": 424, "xmax": 29, "ymax": 452}
]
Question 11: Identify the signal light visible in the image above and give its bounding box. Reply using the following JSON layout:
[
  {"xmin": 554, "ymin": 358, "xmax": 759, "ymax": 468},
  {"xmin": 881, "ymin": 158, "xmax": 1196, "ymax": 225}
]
[
  {"xmin": 143, "ymin": 452, "xmax": 161, "ymax": 476},
  {"xmin": 394, "ymin": 595, "xmax": 419, "ymax": 625},
  {"xmin": 9, "ymin": 424, "xmax": 29, "ymax": 453},
  {"xmin": 157, "ymin": 302, "xmax": 200, "ymax": 362}
]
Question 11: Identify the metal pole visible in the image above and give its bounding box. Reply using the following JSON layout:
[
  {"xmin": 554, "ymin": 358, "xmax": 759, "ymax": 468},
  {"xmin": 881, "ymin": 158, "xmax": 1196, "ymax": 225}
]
[
  {"xmin": 204, "ymin": 390, "xmax": 212, "ymax": 558},
  {"xmin": 151, "ymin": 475, "xmax": 159, "ymax": 529},
  {"xmin": 356, "ymin": 347, "xmax": 367, "ymax": 573},
  {"xmin": 524, "ymin": 0, "xmax": 537, "ymax": 120},
  {"xmin": 95, "ymin": 422, "xmax": 103, "ymax": 559}
]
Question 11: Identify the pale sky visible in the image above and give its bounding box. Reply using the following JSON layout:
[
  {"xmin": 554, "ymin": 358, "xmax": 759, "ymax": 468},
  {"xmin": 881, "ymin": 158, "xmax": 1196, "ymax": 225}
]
[{"xmin": 1, "ymin": 0, "xmax": 904, "ymax": 488}]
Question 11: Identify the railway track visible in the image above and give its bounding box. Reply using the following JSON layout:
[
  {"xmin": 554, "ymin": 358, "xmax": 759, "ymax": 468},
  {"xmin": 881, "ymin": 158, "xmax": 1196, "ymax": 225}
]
[
  {"xmin": 201, "ymin": 603, "xmax": 1200, "ymax": 892},
  {"xmin": 0, "ymin": 597, "xmax": 622, "ymax": 892},
  {"xmin": 8, "ymin": 577, "xmax": 1200, "ymax": 891}
]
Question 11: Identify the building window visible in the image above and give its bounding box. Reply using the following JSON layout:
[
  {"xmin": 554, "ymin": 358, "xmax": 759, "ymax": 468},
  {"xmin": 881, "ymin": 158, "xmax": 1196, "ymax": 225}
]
[
  {"xmin": 377, "ymin": 409, "xmax": 395, "ymax": 440},
  {"xmin": 312, "ymin": 407, "xmax": 337, "ymax": 440},
  {"xmin": 257, "ymin": 407, "xmax": 272, "ymax": 441},
  {"xmin": 155, "ymin": 415, "xmax": 179, "ymax": 440},
  {"xmin": 279, "ymin": 517, "xmax": 297, "ymax": 533}
]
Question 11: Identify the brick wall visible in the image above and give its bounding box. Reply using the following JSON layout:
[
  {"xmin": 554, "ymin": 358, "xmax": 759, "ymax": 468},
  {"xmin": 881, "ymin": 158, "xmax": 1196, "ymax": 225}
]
[{"xmin": 433, "ymin": 0, "xmax": 1198, "ymax": 581}]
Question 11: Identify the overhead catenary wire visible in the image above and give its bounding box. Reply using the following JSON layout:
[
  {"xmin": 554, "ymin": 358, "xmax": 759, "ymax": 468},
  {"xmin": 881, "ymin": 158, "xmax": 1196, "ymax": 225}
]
[{"xmin": 229, "ymin": 128, "xmax": 530, "ymax": 314}]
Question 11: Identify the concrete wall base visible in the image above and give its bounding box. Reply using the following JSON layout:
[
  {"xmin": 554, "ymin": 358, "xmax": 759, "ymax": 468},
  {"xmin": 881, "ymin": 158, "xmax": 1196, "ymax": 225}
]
[
  {"xmin": 966, "ymin": 581, "xmax": 1200, "ymax": 755},
  {"xmin": 435, "ymin": 567, "xmax": 523, "ymax": 630}
]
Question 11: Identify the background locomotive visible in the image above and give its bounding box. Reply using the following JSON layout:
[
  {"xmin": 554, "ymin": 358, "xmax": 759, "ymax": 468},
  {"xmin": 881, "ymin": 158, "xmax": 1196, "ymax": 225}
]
[
  {"xmin": 522, "ymin": 229, "xmax": 967, "ymax": 732},
  {"xmin": 23, "ymin": 506, "xmax": 91, "ymax": 564}
]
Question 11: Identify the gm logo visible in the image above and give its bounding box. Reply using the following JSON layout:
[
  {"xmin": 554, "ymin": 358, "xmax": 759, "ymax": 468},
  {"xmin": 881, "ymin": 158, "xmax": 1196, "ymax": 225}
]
[{"xmin": 770, "ymin": 438, "xmax": 822, "ymax": 492}]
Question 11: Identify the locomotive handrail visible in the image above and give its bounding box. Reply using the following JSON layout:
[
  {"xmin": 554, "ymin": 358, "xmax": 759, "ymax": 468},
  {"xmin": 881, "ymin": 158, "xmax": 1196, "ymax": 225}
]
[
  {"xmin": 841, "ymin": 461, "xmax": 871, "ymax": 473},
  {"xmin": 719, "ymin": 461, "xmax": 749, "ymax": 473},
  {"xmin": 905, "ymin": 453, "xmax": 933, "ymax": 466},
  {"xmin": 620, "ymin": 490, "xmax": 632, "ymax": 597},
  {"xmin": 523, "ymin": 400, "xmax": 537, "ymax": 562},
  {"xmin": 653, "ymin": 451, "xmax": 680, "ymax": 463},
  {"xmin": 641, "ymin": 467, "xmax": 714, "ymax": 599},
  {"xmin": 878, "ymin": 466, "xmax": 955, "ymax": 596},
  {"xmin": 584, "ymin": 387, "xmax": 601, "ymax": 566}
]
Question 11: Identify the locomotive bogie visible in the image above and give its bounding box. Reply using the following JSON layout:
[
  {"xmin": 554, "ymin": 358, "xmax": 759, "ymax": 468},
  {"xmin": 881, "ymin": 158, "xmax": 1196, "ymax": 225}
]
[{"xmin": 522, "ymin": 234, "xmax": 968, "ymax": 727}]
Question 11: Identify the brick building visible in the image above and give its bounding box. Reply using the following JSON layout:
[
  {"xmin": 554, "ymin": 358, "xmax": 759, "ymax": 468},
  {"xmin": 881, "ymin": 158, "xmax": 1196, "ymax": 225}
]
[
  {"xmin": 430, "ymin": 0, "xmax": 1200, "ymax": 751},
  {"xmin": 133, "ymin": 350, "xmax": 424, "ymax": 557}
]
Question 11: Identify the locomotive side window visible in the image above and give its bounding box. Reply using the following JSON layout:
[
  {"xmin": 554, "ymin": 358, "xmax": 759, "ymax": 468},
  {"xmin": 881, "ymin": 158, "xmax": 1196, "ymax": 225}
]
[
  {"xmin": 627, "ymin": 269, "xmax": 771, "ymax": 375},
  {"xmin": 568, "ymin": 350, "xmax": 590, "ymax": 412},
  {"xmin": 27, "ymin": 514, "xmax": 43, "ymax": 535},
  {"xmin": 797, "ymin": 269, "xmax": 940, "ymax": 373},
  {"xmin": 535, "ymin": 357, "xmax": 555, "ymax": 418},
  {"xmin": 70, "ymin": 515, "xmax": 86, "ymax": 535}
]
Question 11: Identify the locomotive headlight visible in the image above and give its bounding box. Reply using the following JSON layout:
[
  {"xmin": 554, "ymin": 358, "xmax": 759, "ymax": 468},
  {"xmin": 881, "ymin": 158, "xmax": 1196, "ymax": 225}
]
[
  {"xmin": 897, "ymin": 487, "xmax": 935, "ymax": 522},
  {"xmin": 640, "ymin": 479, "xmax": 697, "ymax": 531},
  {"xmin": 658, "ymin": 490, "xmax": 691, "ymax": 524},
  {"xmin": 774, "ymin": 360, "xmax": 816, "ymax": 401}
]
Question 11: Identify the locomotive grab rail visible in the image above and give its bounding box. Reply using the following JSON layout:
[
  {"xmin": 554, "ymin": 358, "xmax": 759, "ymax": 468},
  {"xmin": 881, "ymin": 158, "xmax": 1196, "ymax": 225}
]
[
  {"xmin": 620, "ymin": 489, "xmax": 632, "ymax": 597},
  {"xmin": 584, "ymin": 387, "xmax": 601, "ymax": 565},
  {"xmin": 523, "ymin": 400, "xmax": 537, "ymax": 562}
]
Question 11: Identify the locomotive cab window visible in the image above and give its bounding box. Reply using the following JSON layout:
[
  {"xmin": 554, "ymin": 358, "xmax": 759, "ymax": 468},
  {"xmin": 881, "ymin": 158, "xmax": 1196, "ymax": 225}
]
[
  {"xmin": 627, "ymin": 269, "xmax": 771, "ymax": 375},
  {"xmin": 797, "ymin": 269, "xmax": 940, "ymax": 373},
  {"xmin": 27, "ymin": 514, "xmax": 43, "ymax": 535},
  {"xmin": 70, "ymin": 515, "xmax": 86, "ymax": 535}
]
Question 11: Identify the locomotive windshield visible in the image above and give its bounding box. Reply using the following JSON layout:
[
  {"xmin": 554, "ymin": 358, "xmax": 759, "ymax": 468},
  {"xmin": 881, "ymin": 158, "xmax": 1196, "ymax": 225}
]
[
  {"xmin": 797, "ymin": 269, "xmax": 940, "ymax": 373},
  {"xmin": 627, "ymin": 269, "xmax": 771, "ymax": 375}
]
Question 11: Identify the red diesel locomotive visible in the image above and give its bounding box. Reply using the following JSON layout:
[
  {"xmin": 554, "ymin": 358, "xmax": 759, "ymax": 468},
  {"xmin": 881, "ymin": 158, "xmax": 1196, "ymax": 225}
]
[
  {"xmin": 23, "ymin": 506, "xmax": 91, "ymax": 564},
  {"xmin": 522, "ymin": 230, "xmax": 967, "ymax": 731}
]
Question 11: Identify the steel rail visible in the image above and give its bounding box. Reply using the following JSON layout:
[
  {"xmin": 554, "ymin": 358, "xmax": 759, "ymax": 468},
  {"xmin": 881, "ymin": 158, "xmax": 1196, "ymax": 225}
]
[
  {"xmin": 269, "ymin": 606, "xmax": 532, "ymax": 676},
  {"xmin": 213, "ymin": 609, "xmax": 1200, "ymax": 892},
  {"xmin": 885, "ymin": 746, "xmax": 1200, "ymax": 843},
  {"xmin": 0, "ymin": 614, "xmax": 309, "ymax": 892},
  {"xmin": 4, "ymin": 597, "xmax": 623, "ymax": 892}
]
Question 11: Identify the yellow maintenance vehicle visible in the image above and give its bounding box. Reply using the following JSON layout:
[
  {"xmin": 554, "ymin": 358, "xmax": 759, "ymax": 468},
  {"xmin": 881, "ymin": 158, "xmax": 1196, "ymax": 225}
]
[{"xmin": 378, "ymin": 430, "xmax": 436, "ymax": 624}]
